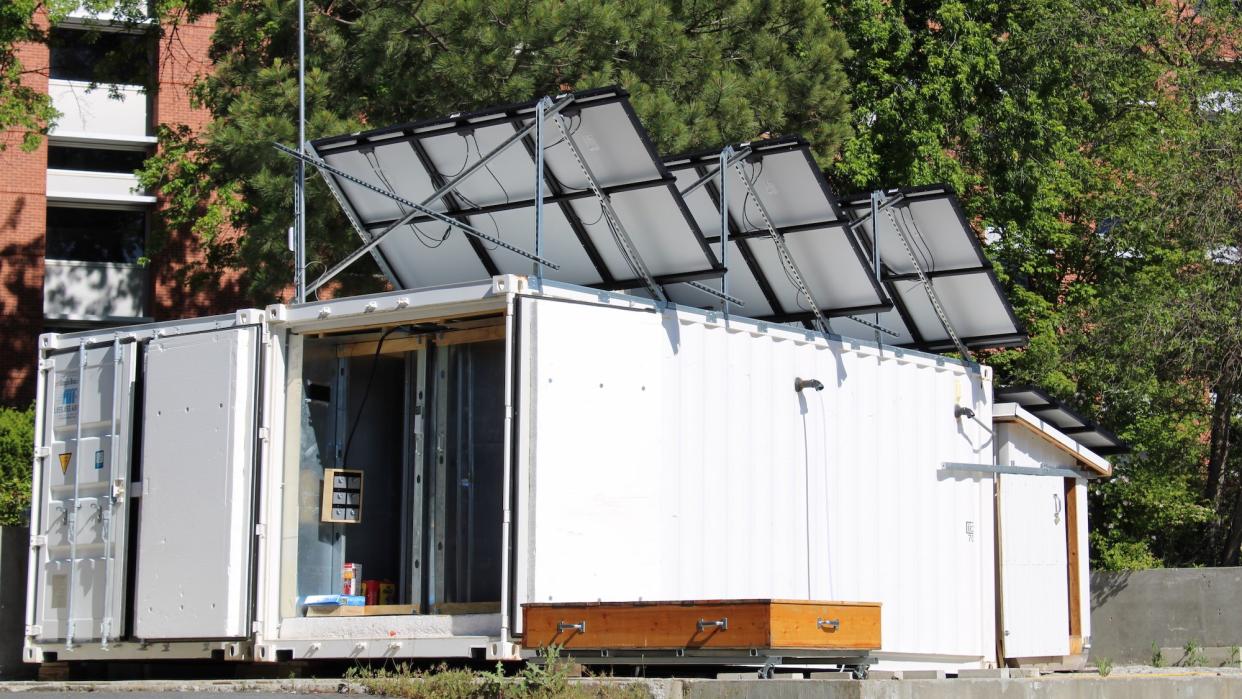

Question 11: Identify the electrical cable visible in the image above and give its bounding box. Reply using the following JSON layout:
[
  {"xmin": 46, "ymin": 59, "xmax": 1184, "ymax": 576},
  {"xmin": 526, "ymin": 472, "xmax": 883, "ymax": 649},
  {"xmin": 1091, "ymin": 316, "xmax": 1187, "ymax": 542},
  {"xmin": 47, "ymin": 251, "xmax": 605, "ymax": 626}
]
[{"xmin": 342, "ymin": 325, "xmax": 404, "ymax": 467}]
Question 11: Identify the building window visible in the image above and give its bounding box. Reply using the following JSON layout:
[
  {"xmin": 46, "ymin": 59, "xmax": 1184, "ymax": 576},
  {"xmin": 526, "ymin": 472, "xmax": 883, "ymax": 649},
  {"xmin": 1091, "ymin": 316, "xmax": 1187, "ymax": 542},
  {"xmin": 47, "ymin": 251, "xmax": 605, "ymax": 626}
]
[
  {"xmin": 49, "ymin": 27, "xmax": 152, "ymax": 85},
  {"xmin": 48, "ymin": 145, "xmax": 148, "ymax": 173},
  {"xmin": 45, "ymin": 207, "xmax": 146, "ymax": 264}
]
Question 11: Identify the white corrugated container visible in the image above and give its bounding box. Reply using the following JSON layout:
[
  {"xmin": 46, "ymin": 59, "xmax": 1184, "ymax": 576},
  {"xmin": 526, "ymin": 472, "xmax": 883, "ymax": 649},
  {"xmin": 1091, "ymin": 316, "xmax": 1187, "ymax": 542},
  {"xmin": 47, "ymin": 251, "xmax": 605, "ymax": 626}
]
[
  {"xmin": 515, "ymin": 287, "xmax": 996, "ymax": 669},
  {"xmin": 24, "ymin": 277, "xmax": 1103, "ymax": 673}
]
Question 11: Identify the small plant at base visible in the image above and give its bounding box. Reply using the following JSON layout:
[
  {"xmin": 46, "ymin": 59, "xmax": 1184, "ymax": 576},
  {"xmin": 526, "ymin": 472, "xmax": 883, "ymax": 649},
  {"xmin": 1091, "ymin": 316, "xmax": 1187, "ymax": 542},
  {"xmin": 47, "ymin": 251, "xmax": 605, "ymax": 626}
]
[
  {"xmin": 1096, "ymin": 657, "xmax": 1113, "ymax": 677},
  {"xmin": 1227, "ymin": 645, "xmax": 1240, "ymax": 667},
  {"xmin": 1184, "ymin": 640, "xmax": 1206, "ymax": 667},
  {"xmin": 1151, "ymin": 642, "xmax": 1164, "ymax": 668}
]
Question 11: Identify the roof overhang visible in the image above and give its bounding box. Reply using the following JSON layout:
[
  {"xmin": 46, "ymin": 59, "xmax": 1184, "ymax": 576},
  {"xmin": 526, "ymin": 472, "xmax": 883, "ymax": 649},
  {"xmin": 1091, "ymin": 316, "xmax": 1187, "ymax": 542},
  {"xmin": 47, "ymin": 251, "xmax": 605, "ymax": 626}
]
[{"xmin": 993, "ymin": 402, "xmax": 1112, "ymax": 476}]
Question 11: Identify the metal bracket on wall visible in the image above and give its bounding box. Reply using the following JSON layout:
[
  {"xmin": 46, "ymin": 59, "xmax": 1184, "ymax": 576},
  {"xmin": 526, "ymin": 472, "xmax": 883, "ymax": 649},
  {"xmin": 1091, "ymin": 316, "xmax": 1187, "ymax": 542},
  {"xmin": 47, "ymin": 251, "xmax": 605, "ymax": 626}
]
[{"xmin": 941, "ymin": 461, "xmax": 1089, "ymax": 479}]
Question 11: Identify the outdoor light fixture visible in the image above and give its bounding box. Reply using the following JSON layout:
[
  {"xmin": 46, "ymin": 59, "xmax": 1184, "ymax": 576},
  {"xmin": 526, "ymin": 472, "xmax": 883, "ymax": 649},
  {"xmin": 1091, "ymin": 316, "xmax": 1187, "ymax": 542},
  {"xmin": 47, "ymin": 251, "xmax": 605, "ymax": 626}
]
[{"xmin": 795, "ymin": 378, "xmax": 824, "ymax": 393}]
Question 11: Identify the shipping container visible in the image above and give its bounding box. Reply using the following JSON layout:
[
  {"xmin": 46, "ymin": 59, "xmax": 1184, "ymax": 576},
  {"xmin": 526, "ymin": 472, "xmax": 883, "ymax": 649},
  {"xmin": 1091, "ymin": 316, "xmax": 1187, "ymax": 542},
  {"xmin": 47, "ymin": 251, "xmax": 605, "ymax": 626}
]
[{"xmin": 23, "ymin": 276, "xmax": 1112, "ymax": 673}]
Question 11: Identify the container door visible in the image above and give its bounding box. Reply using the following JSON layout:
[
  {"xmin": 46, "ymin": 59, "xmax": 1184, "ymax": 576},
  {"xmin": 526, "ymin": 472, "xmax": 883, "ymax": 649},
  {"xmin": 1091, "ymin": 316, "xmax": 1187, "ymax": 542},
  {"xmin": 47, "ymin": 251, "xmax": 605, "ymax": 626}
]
[
  {"xmin": 132, "ymin": 326, "xmax": 261, "ymax": 639},
  {"xmin": 34, "ymin": 341, "xmax": 138, "ymax": 645},
  {"xmin": 999, "ymin": 473, "xmax": 1070, "ymax": 658}
]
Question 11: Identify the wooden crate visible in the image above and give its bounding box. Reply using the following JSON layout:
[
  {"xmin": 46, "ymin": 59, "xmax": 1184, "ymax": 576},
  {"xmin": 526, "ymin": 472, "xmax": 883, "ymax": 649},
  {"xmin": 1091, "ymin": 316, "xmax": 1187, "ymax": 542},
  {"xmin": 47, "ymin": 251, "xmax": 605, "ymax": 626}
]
[{"xmin": 522, "ymin": 599, "xmax": 880, "ymax": 651}]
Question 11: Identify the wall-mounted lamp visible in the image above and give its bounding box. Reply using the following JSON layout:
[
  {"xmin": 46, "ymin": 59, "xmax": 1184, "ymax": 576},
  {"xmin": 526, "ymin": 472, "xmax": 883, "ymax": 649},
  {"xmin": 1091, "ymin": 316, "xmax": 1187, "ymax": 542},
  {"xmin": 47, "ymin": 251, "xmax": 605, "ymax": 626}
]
[
  {"xmin": 795, "ymin": 378, "xmax": 824, "ymax": 393},
  {"xmin": 954, "ymin": 405, "xmax": 976, "ymax": 419}
]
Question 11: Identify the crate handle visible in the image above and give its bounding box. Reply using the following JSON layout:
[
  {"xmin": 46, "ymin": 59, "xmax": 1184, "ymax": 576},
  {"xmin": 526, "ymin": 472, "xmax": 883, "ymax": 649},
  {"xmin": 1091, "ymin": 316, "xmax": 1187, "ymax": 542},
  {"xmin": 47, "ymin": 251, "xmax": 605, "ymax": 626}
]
[
  {"xmin": 817, "ymin": 617, "xmax": 840, "ymax": 631},
  {"xmin": 697, "ymin": 617, "xmax": 729, "ymax": 632},
  {"xmin": 557, "ymin": 620, "xmax": 586, "ymax": 634}
]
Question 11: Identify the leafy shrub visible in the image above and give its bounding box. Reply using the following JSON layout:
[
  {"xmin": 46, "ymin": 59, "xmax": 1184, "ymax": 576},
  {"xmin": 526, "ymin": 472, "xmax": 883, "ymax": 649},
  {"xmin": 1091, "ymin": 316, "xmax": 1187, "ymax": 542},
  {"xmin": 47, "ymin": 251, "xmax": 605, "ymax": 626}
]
[{"xmin": 0, "ymin": 404, "xmax": 34, "ymax": 527}]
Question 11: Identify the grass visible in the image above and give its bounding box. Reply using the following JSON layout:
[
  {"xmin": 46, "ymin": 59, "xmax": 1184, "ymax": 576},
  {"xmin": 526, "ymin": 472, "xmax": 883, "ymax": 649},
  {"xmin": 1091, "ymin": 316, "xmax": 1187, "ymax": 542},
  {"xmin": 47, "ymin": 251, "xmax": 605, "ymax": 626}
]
[
  {"xmin": 1151, "ymin": 642, "xmax": 1164, "ymax": 668},
  {"xmin": 1096, "ymin": 657, "xmax": 1113, "ymax": 677},
  {"xmin": 1183, "ymin": 640, "xmax": 1206, "ymax": 667},
  {"xmin": 345, "ymin": 647, "xmax": 649, "ymax": 699}
]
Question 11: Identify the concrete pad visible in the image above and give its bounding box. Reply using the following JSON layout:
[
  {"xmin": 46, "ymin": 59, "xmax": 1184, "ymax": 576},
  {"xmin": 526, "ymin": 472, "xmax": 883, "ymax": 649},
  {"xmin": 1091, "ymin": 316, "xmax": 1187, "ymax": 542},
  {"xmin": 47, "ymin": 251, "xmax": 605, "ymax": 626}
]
[
  {"xmin": 1009, "ymin": 667, "xmax": 1041, "ymax": 678},
  {"xmin": 901, "ymin": 670, "xmax": 947, "ymax": 679},
  {"xmin": 865, "ymin": 670, "xmax": 902, "ymax": 680},
  {"xmin": 955, "ymin": 668, "xmax": 1010, "ymax": 679},
  {"xmin": 806, "ymin": 672, "xmax": 856, "ymax": 680}
]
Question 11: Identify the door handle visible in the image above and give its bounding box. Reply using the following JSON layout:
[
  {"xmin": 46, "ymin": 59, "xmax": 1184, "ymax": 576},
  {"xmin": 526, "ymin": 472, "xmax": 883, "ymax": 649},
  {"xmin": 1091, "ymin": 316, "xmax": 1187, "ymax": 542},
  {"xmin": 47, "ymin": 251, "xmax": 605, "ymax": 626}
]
[{"xmin": 1053, "ymin": 493, "xmax": 1062, "ymax": 524}]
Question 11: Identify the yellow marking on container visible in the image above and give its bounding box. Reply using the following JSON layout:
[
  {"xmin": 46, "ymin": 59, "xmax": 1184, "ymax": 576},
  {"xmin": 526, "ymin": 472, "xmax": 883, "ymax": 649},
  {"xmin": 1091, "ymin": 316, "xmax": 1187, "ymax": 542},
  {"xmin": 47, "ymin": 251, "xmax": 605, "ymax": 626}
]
[{"xmin": 59, "ymin": 452, "xmax": 72, "ymax": 474}]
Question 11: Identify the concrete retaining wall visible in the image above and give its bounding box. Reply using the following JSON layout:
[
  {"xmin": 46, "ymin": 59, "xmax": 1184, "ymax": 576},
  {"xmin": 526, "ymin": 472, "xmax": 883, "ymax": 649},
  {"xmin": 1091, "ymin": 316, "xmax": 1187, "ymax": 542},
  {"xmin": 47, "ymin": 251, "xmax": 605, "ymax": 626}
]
[{"xmin": 1091, "ymin": 567, "xmax": 1242, "ymax": 664}]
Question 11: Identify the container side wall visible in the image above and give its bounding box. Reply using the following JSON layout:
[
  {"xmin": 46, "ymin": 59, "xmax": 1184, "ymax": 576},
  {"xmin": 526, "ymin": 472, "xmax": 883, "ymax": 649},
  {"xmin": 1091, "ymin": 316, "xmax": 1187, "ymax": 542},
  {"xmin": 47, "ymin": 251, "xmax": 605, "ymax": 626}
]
[{"xmin": 525, "ymin": 299, "xmax": 995, "ymax": 663}]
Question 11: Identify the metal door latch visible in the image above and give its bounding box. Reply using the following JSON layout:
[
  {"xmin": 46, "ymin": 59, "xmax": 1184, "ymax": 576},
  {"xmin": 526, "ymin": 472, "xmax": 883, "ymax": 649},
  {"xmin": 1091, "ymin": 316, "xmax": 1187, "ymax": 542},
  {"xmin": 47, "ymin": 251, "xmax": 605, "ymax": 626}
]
[
  {"xmin": 697, "ymin": 617, "xmax": 728, "ymax": 632},
  {"xmin": 557, "ymin": 620, "xmax": 586, "ymax": 634},
  {"xmin": 817, "ymin": 617, "xmax": 840, "ymax": 631}
]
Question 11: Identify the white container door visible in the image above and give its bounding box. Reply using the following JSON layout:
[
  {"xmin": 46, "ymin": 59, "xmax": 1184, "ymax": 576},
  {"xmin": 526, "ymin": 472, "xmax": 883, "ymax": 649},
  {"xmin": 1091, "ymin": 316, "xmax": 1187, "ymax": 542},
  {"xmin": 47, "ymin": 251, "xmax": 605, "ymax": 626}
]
[
  {"xmin": 132, "ymin": 327, "xmax": 260, "ymax": 639},
  {"xmin": 999, "ymin": 473, "xmax": 1069, "ymax": 658},
  {"xmin": 35, "ymin": 340, "xmax": 138, "ymax": 645}
]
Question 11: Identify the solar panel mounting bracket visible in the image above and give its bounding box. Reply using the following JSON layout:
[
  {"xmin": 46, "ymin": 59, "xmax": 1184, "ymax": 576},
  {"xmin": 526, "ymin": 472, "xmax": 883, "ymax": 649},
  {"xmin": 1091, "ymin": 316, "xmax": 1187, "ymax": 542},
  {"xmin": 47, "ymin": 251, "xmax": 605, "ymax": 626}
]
[
  {"xmin": 551, "ymin": 112, "xmax": 667, "ymax": 303},
  {"xmin": 730, "ymin": 160, "xmax": 830, "ymax": 336},
  {"xmin": 882, "ymin": 202, "xmax": 973, "ymax": 361}
]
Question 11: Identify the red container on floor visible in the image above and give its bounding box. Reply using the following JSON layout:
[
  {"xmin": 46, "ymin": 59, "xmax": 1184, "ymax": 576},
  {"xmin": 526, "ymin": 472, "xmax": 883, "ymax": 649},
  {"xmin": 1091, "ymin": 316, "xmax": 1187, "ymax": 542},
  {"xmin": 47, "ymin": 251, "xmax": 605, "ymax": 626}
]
[{"xmin": 363, "ymin": 579, "xmax": 380, "ymax": 606}]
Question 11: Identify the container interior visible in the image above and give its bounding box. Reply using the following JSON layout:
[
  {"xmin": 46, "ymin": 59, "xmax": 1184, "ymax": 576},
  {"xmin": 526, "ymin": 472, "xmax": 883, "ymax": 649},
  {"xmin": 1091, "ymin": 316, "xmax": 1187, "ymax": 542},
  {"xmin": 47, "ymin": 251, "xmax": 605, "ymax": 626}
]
[{"xmin": 289, "ymin": 316, "xmax": 506, "ymax": 617}]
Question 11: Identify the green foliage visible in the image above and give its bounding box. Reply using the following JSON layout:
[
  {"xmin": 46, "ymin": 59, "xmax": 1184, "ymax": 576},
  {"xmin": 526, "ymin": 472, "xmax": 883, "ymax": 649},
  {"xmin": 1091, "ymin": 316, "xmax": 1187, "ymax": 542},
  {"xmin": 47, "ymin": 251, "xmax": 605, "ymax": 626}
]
[
  {"xmin": 828, "ymin": 0, "xmax": 1242, "ymax": 569},
  {"xmin": 1096, "ymin": 656, "xmax": 1113, "ymax": 677},
  {"xmin": 1183, "ymin": 640, "xmax": 1206, "ymax": 667},
  {"xmin": 0, "ymin": 404, "xmax": 34, "ymax": 527},
  {"xmin": 137, "ymin": 0, "xmax": 854, "ymax": 304},
  {"xmin": 1151, "ymin": 642, "xmax": 1164, "ymax": 668},
  {"xmin": 346, "ymin": 647, "xmax": 646, "ymax": 699}
]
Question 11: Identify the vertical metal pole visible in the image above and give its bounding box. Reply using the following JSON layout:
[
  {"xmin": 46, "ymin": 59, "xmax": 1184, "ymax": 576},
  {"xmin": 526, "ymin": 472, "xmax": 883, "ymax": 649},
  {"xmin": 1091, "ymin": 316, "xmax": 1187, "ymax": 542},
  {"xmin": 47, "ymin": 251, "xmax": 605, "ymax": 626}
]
[
  {"xmin": 65, "ymin": 342, "xmax": 86, "ymax": 649},
  {"xmin": 720, "ymin": 147, "xmax": 730, "ymax": 316},
  {"xmin": 295, "ymin": 0, "xmax": 307, "ymax": 302},
  {"xmin": 533, "ymin": 98, "xmax": 547, "ymax": 282},
  {"xmin": 870, "ymin": 190, "xmax": 882, "ymax": 348}
]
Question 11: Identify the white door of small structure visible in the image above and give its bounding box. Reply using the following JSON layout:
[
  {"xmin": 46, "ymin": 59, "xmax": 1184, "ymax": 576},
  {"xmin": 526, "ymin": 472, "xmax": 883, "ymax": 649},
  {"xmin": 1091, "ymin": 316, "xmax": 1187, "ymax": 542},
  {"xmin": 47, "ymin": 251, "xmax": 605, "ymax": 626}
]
[
  {"xmin": 998, "ymin": 473, "xmax": 1070, "ymax": 658},
  {"xmin": 132, "ymin": 326, "xmax": 261, "ymax": 639}
]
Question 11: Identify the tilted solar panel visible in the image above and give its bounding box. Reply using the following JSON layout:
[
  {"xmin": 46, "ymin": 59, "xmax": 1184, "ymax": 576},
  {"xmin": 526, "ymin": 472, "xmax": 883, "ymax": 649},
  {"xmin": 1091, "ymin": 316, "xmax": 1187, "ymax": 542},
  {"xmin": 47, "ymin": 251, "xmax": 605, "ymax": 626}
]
[
  {"xmin": 309, "ymin": 87, "xmax": 721, "ymax": 297},
  {"xmin": 835, "ymin": 186, "xmax": 1026, "ymax": 352},
  {"xmin": 663, "ymin": 138, "xmax": 889, "ymax": 324}
]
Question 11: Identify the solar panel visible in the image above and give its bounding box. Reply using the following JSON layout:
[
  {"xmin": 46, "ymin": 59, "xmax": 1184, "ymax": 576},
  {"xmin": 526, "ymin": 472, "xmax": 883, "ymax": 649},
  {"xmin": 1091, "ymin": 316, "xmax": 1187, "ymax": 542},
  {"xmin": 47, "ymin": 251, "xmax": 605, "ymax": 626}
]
[
  {"xmin": 835, "ymin": 186, "xmax": 1026, "ymax": 352},
  {"xmin": 308, "ymin": 87, "xmax": 721, "ymax": 296},
  {"xmin": 995, "ymin": 386, "xmax": 1129, "ymax": 455},
  {"xmin": 662, "ymin": 138, "xmax": 889, "ymax": 323}
]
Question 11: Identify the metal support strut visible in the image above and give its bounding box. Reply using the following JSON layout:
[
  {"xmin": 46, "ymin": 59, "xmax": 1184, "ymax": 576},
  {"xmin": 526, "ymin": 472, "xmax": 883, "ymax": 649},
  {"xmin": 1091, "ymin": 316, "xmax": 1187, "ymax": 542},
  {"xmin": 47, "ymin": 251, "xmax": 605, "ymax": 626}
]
[
  {"xmin": 731, "ymin": 161, "xmax": 830, "ymax": 336},
  {"xmin": 883, "ymin": 204, "xmax": 973, "ymax": 361},
  {"xmin": 551, "ymin": 113, "xmax": 666, "ymax": 303},
  {"xmin": 273, "ymin": 143, "xmax": 561, "ymax": 292}
]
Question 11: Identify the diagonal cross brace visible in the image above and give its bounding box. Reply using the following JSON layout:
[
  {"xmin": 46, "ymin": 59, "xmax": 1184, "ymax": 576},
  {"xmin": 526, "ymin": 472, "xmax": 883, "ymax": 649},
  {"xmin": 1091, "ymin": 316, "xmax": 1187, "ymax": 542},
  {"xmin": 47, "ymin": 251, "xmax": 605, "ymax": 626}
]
[
  {"xmin": 273, "ymin": 143, "xmax": 560, "ymax": 293},
  {"xmin": 551, "ymin": 113, "xmax": 666, "ymax": 303},
  {"xmin": 731, "ymin": 161, "xmax": 829, "ymax": 336},
  {"xmin": 884, "ymin": 205, "xmax": 973, "ymax": 360}
]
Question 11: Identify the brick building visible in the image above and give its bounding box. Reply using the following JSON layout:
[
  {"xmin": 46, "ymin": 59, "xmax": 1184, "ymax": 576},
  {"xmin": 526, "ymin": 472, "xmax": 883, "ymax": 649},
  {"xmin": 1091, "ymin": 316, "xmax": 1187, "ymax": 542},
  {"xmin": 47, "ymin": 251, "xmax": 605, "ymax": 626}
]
[{"xmin": 0, "ymin": 9, "xmax": 231, "ymax": 406}]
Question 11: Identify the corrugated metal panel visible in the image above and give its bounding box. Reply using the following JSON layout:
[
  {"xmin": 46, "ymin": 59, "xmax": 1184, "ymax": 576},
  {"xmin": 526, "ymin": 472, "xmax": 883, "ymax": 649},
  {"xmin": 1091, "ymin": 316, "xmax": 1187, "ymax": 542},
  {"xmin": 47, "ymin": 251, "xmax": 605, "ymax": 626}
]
[
  {"xmin": 34, "ymin": 341, "xmax": 137, "ymax": 643},
  {"xmin": 520, "ymin": 299, "xmax": 995, "ymax": 661}
]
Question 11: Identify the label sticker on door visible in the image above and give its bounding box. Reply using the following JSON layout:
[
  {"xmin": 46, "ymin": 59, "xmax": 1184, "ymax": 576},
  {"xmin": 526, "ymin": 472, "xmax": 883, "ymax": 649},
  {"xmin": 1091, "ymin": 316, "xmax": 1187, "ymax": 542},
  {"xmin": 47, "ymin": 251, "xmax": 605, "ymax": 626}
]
[
  {"xmin": 54, "ymin": 375, "xmax": 80, "ymax": 427},
  {"xmin": 94, "ymin": 450, "xmax": 104, "ymax": 470},
  {"xmin": 59, "ymin": 453, "xmax": 72, "ymax": 474}
]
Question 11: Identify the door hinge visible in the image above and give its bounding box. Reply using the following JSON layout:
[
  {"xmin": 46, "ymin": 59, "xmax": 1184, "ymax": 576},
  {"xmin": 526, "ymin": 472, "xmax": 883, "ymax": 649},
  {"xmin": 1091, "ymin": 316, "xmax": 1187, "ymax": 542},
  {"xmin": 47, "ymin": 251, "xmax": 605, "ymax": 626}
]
[
  {"xmin": 252, "ymin": 621, "xmax": 262, "ymax": 634},
  {"xmin": 30, "ymin": 534, "xmax": 47, "ymax": 548},
  {"xmin": 25, "ymin": 624, "xmax": 42, "ymax": 637},
  {"xmin": 35, "ymin": 446, "xmax": 50, "ymax": 459},
  {"xmin": 254, "ymin": 523, "xmax": 265, "ymax": 537},
  {"xmin": 39, "ymin": 359, "xmax": 55, "ymax": 371},
  {"xmin": 258, "ymin": 426, "xmax": 270, "ymax": 442}
]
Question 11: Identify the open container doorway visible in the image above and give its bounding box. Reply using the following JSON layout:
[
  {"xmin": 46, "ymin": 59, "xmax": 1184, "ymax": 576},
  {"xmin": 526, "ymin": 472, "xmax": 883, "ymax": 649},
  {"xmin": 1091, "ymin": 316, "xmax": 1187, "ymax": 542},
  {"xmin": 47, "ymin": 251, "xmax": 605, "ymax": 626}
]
[{"xmin": 287, "ymin": 315, "xmax": 506, "ymax": 618}]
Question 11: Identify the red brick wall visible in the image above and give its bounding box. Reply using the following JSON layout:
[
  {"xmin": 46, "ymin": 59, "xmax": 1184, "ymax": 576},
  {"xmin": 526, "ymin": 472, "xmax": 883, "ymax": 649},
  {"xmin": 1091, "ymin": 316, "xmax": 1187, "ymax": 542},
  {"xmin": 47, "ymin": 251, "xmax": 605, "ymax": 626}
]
[
  {"xmin": 0, "ymin": 37, "xmax": 50, "ymax": 406},
  {"xmin": 149, "ymin": 13, "xmax": 246, "ymax": 321},
  {"xmin": 1, "ymin": 13, "xmax": 237, "ymax": 406}
]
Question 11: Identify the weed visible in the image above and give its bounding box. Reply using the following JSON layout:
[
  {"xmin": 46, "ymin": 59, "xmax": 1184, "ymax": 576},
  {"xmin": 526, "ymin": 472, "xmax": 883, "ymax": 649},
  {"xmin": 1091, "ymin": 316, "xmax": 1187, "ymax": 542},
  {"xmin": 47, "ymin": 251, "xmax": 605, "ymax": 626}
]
[
  {"xmin": 1228, "ymin": 645, "xmax": 1241, "ymax": 667},
  {"xmin": 1151, "ymin": 642, "xmax": 1164, "ymax": 668},
  {"xmin": 1184, "ymin": 640, "xmax": 1206, "ymax": 667},
  {"xmin": 345, "ymin": 647, "xmax": 647, "ymax": 698},
  {"xmin": 1096, "ymin": 657, "xmax": 1113, "ymax": 677}
]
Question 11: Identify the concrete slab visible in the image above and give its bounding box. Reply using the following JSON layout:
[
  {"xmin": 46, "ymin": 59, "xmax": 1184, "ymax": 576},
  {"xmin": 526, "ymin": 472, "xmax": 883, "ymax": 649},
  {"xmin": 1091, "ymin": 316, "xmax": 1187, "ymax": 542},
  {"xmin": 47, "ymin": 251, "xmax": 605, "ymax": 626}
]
[
  {"xmin": 865, "ymin": 670, "xmax": 902, "ymax": 680},
  {"xmin": 955, "ymin": 668, "xmax": 1009, "ymax": 679},
  {"xmin": 900, "ymin": 670, "xmax": 947, "ymax": 679}
]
